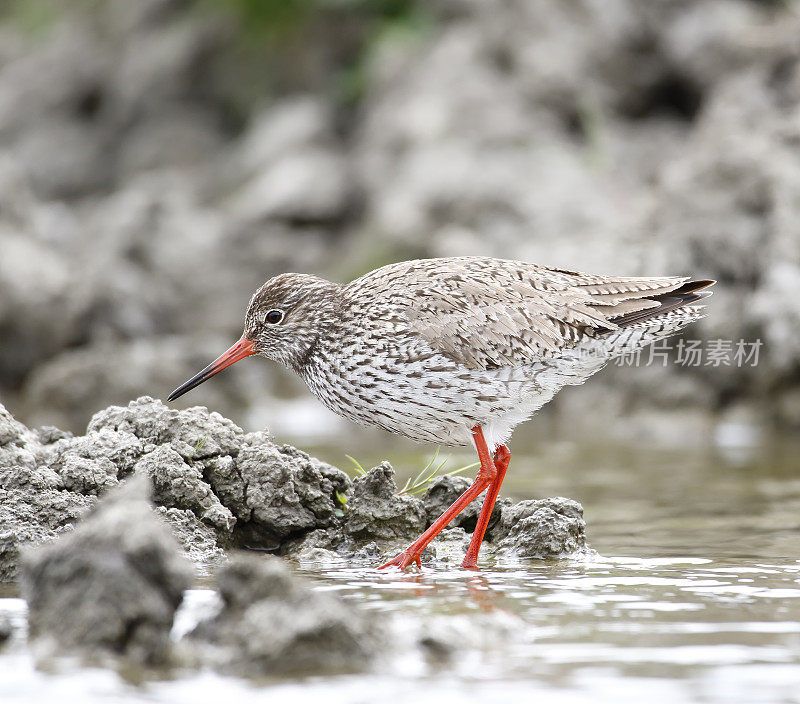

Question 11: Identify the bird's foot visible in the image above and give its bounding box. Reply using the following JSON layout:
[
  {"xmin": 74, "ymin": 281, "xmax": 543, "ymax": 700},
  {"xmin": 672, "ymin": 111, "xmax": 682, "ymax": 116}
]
[
  {"xmin": 378, "ymin": 549, "xmax": 423, "ymax": 570},
  {"xmin": 460, "ymin": 556, "xmax": 480, "ymax": 570}
]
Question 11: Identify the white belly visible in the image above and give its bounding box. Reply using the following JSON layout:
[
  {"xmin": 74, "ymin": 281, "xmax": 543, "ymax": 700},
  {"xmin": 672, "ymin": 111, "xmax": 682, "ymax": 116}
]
[{"xmin": 301, "ymin": 339, "xmax": 608, "ymax": 449}]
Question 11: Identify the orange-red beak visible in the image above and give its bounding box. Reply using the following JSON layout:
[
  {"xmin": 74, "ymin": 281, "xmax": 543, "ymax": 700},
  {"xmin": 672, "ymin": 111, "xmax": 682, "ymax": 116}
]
[{"xmin": 167, "ymin": 336, "xmax": 256, "ymax": 402}]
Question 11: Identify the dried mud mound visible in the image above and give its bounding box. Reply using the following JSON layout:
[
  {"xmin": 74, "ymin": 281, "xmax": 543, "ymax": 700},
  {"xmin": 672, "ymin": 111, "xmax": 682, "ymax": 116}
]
[
  {"xmin": 190, "ymin": 552, "xmax": 381, "ymax": 676},
  {"xmin": 19, "ymin": 478, "xmax": 380, "ymax": 673},
  {"xmin": 21, "ymin": 477, "xmax": 192, "ymax": 664},
  {"xmin": 0, "ymin": 396, "xmax": 350, "ymax": 579},
  {"xmin": 1, "ymin": 395, "xmax": 591, "ymax": 581},
  {"xmin": 284, "ymin": 464, "xmax": 592, "ymax": 565}
]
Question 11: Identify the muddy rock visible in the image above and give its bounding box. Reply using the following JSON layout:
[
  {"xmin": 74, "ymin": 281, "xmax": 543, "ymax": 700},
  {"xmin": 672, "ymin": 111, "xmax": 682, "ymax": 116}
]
[
  {"xmin": 281, "ymin": 462, "xmax": 431, "ymax": 563},
  {"xmin": 35, "ymin": 426, "xmax": 73, "ymax": 445},
  {"xmin": 45, "ymin": 427, "xmax": 145, "ymax": 492},
  {"xmin": 135, "ymin": 445, "xmax": 236, "ymax": 536},
  {"xmin": 2, "ymin": 394, "xmax": 592, "ymax": 580},
  {"xmin": 285, "ymin": 468, "xmax": 590, "ymax": 565},
  {"xmin": 191, "ymin": 552, "xmax": 379, "ymax": 675},
  {"xmin": 491, "ymin": 498, "xmax": 590, "ymax": 558},
  {"xmin": 88, "ymin": 396, "xmax": 244, "ymax": 460},
  {"xmin": 344, "ymin": 462, "xmax": 427, "ymax": 541},
  {"xmin": 282, "ymin": 529, "xmax": 351, "ymax": 565},
  {"xmin": 21, "ymin": 477, "xmax": 192, "ymax": 664},
  {"xmin": 0, "ymin": 397, "xmax": 354, "ymax": 579},
  {"xmin": 0, "ymin": 488, "xmax": 95, "ymax": 583},
  {"xmin": 0, "ymin": 401, "xmax": 60, "ymax": 492},
  {"xmin": 0, "ymin": 404, "xmax": 31, "ymax": 448},
  {"xmin": 50, "ymin": 455, "xmax": 119, "ymax": 496},
  {"xmin": 281, "ymin": 527, "xmax": 348, "ymax": 563},
  {"xmin": 85, "ymin": 397, "xmax": 351, "ymax": 550},
  {"xmin": 423, "ymin": 475, "xmax": 475, "ymax": 528},
  {"xmin": 155, "ymin": 507, "xmax": 228, "ymax": 570},
  {"xmin": 0, "ymin": 401, "xmax": 98, "ymax": 581},
  {"xmin": 223, "ymin": 442, "xmax": 350, "ymax": 548}
]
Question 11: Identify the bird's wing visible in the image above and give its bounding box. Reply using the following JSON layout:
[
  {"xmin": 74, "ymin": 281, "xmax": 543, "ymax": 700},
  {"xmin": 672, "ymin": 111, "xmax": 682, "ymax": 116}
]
[{"xmin": 386, "ymin": 258, "xmax": 689, "ymax": 370}]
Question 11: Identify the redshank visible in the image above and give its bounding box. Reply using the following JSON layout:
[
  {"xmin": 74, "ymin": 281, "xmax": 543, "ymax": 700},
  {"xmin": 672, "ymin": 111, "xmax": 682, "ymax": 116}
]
[{"xmin": 167, "ymin": 257, "xmax": 713, "ymax": 569}]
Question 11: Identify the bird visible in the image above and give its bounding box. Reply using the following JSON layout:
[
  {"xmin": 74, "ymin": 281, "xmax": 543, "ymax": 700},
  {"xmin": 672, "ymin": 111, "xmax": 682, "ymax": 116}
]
[{"xmin": 167, "ymin": 256, "xmax": 714, "ymax": 570}]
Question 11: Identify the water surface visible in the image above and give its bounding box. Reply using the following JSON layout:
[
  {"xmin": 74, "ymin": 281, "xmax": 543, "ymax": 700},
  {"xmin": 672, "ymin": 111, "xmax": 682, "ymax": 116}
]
[{"xmin": 2, "ymin": 439, "xmax": 799, "ymax": 703}]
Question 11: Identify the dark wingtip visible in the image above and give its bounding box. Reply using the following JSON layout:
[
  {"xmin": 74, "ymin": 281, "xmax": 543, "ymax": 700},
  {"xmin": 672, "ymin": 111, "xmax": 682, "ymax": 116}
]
[
  {"xmin": 672, "ymin": 279, "xmax": 716, "ymax": 295},
  {"xmin": 613, "ymin": 278, "xmax": 716, "ymax": 328},
  {"xmin": 691, "ymin": 290, "xmax": 713, "ymax": 302}
]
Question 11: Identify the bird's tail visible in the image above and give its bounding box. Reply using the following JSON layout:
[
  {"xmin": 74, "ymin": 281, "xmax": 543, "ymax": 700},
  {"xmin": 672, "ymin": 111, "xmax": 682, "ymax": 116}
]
[
  {"xmin": 599, "ymin": 279, "xmax": 715, "ymax": 358},
  {"xmin": 610, "ymin": 279, "xmax": 715, "ymax": 328}
]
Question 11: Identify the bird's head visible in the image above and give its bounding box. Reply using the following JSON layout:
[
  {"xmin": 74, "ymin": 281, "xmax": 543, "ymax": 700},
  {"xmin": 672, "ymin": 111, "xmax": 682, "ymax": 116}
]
[{"xmin": 167, "ymin": 273, "xmax": 340, "ymax": 402}]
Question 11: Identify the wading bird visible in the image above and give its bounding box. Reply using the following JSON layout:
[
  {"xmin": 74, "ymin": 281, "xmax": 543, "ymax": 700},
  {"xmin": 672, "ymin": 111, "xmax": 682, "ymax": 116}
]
[{"xmin": 167, "ymin": 257, "xmax": 713, "ymax": 569}]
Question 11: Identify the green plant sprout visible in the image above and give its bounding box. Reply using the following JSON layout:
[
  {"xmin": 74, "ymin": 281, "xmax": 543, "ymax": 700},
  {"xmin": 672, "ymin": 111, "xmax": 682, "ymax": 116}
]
[
  {"xmin": 333, "ymin": 490, "xmax": 348, "ymax": 518},
  {"xmin": 345, "ymin": 449, "xmax": 478, "ymax": 496},
  {"xmin": 188, "ymin": 433, "xmax": 209, "ymax": 459},
  {"xmin": 398, "ymin": 448, "xmax": 478, "ymax": 496},
  {"xmin": 345, "ymin": 455, "xmax": 367, "ymax": 476}
]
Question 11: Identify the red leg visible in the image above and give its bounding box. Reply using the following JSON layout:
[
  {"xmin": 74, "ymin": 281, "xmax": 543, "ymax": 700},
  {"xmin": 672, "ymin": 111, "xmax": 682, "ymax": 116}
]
[
  {"xmin": 461, "ymin": 445, "xmax": 510, "ymax": 569},
  {"xmin": 379, "ymin": 426, "xmax": 498, "ymax": 570}
]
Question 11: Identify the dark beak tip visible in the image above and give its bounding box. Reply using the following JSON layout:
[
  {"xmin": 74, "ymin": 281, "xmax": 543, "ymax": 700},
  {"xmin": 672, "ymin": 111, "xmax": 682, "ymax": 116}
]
[
  {"xmin": 165, "ymin": 335, "xmax": 256, "ymax": 405},
  {"xmin": 166, "ymin": 384, "xmax": 190, "ymax": 403}
]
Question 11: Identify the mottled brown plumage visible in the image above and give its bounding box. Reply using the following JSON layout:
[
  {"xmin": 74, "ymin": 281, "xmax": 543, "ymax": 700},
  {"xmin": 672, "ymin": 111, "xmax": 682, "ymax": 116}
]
[{"xmin": 346, "ymin": 258, "xmax": 708, "ymax": 369}]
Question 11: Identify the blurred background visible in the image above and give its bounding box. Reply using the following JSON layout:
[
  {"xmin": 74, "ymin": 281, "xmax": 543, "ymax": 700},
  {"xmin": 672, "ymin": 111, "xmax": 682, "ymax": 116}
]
[{"xmin": 0, "ymin": 0, "xmax": 799, "ymax": 455}]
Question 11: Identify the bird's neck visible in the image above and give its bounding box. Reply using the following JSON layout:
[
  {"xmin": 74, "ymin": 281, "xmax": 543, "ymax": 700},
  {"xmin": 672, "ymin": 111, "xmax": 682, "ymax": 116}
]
[{"xmin": 288, "ymin": 282, "xmax": 342, "ymax": 376}]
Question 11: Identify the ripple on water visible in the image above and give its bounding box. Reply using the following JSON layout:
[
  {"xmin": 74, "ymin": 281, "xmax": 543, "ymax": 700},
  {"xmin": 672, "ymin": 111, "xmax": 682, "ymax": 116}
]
[{"xmin": 2, "ymin": 440, "xmax": 800, "ymax": 703}]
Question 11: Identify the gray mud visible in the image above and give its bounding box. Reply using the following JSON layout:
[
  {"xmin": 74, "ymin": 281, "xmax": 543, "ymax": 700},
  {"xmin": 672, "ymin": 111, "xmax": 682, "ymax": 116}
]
[
  {"xmin": 424, "ymin": 475, "xmax": 509, "ymax": 533},
  {"xmin": 21, "ymin": 477, "xmax": 192, "ymax": 664},
  {"xmin": 17, "ymin": 477, "xmax": 379, "ymax": 674},
  {"xmin": 1, "ymin": 396, "xmax": 590, "ymax": 581},
  {"xmin": 2, "ymin": 395, "xmax": 590, "ymax": 673},
  {"xmin": 189, "ymin": 553, "xmax": 381, "ymax": 675},
  {"xmin": 0, "ymin": 397, "xmax": 356, "ymax": 578},
  {"xmin": 284, "ymin": 462, "xmax": 590, "ymax": 565}
]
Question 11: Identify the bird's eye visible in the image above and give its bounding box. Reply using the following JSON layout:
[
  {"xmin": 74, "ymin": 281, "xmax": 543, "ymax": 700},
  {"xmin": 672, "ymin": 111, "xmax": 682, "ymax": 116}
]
[{"xmin": 264, "ymin": 309, "xmax": 284, "ymax": 324}]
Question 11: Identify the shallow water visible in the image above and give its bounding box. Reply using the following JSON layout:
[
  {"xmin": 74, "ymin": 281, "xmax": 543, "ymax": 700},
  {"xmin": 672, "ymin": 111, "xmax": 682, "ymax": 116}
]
[{"xmin": 2, "ymin": 439, "xmax": 799, "ymax": 703}]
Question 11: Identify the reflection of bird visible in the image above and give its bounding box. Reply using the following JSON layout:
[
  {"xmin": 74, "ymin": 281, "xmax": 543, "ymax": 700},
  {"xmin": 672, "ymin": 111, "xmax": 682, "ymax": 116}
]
[{"xmin": 168, "ymin": 257, "xmax": 714, "ymax": 569}]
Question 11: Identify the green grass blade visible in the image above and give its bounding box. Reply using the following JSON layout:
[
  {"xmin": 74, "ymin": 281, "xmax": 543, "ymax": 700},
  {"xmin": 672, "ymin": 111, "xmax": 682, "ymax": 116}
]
[
  {"xmin": 345, "ymin": 454, "xmax": 367, "ymax": 476},
  {"xmin": 397, "ymin": 449, "xmax": 481, "ymax": 496}
]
